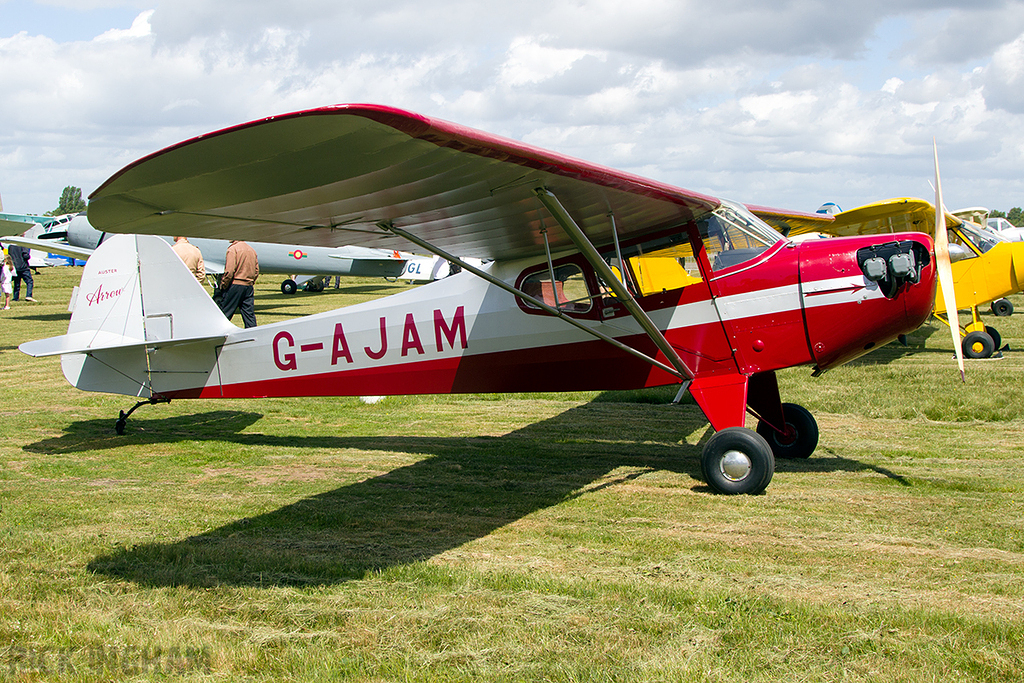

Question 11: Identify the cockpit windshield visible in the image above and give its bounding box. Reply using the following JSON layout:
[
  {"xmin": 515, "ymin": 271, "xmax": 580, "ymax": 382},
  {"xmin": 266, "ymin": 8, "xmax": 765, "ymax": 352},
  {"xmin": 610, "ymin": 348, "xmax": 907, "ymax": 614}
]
[
  {"xmin": 700, "ymin": 200, "xmax": 783, "ymax": 272},
  {"xmin": 595, "ymin": 200, "xmax": 784, "ymax": 297}
]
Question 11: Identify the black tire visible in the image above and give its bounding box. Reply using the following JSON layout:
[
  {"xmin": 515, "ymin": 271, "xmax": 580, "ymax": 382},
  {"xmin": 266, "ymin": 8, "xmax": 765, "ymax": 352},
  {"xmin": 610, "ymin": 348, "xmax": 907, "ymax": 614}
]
[
  {"xmin": 701, "ymin": 427, "xmax": 774, "ymax": 495},
  {"xmin": 281, "ymin": 279, "xmax": 297, "ymax": 295},
  {"xmin": 962, "ymin": 330, "xmax": 995, "ymax": 359},
  {"xmin": 986, "ymin": 326, "xmax": 1002, "ymax": 351},
  {"xmin": 991, "ymin": 298, "xmax": 1013, "ymax": 317},
  {"xmin": 756, "ymin": 403, "xmax": 819, "ymax": 460}
]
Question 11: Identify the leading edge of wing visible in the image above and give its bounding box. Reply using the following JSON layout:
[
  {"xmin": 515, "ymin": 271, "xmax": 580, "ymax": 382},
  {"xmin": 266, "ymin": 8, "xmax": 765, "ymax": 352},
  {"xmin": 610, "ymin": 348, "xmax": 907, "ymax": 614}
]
[
  {"xmin": 829, "ymin": 197, "xmax": 960, "ymax": 237},
  {"xmin": 87, "ymin": 104, "xmax": 722, "ymax": 261},
  {"xmin": 747, "ymin": 204, "xmax": 835, "ymax": 238}
]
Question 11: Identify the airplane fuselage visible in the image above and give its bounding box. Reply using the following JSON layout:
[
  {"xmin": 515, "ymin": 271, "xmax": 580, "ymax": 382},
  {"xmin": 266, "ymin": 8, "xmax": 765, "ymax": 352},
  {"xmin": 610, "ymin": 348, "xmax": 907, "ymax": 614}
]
[{"xmin": 111, "ymin": 232, "xmax": 935, "ymax": 410}]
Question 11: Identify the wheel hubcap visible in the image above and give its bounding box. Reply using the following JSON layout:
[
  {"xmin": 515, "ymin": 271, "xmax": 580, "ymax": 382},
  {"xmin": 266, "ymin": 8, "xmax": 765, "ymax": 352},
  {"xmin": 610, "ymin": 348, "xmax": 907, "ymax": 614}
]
[{"xmin": 720, "ymin": 449, "xmax": 752, "ymax": 481}]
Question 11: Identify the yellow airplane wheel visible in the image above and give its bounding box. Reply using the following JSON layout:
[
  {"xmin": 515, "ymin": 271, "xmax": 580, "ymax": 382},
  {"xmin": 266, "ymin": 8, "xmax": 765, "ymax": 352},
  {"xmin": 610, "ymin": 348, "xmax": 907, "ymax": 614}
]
[{"xmin": 962, "ymin": 330, "xmax": 995, "ymax": 359}]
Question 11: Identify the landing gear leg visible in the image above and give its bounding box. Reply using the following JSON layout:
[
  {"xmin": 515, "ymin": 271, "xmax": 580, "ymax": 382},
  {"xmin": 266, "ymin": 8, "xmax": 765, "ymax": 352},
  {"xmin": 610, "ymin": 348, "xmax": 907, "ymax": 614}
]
[
  {"xmin": 115, "ymin": 397, "xmax": 170, "ymax": 435},
  {"xmin": 689, "ymin": 373, "xmax": 776, "ymax": 494}
]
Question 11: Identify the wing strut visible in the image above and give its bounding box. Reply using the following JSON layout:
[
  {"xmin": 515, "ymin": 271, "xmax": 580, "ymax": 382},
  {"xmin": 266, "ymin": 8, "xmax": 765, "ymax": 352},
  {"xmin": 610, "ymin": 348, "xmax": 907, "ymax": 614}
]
[
  {"xmin": 608, "ymin": 211, "xmax": 627, "ymax": 288},
  {"xmin": 380, "ymin": 221, "xmax": 687, "ymax": 380},
  {"xmin": 532, "ymin": 188, "xmax": 693, "ymax": 381}
]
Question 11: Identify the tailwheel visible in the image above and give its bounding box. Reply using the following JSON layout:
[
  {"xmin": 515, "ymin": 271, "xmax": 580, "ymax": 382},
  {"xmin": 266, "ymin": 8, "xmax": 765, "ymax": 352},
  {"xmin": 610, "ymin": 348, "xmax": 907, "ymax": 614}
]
[
  {"xmin": 701, "ymin": 427, "xmax": 774, "ymax": 495},
  {"xmin": 962, "ymin": 330, "xmax": 995, "ymax": 359},
  {"xmin": 756, "ymin": 402, "xmax": 819, "ymax": 460},
  {"xmin": 113, "ymin": 396, "xmax": 170, "ymax": 435}
]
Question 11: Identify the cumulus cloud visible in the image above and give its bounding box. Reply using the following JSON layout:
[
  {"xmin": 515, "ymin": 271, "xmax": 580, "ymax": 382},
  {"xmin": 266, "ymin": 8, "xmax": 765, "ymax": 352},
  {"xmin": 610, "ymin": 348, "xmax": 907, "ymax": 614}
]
[
  {"xmin": 94, "ymin": 8, "xmax": 152, "ymax": 41},
  {"xmin": 1, "ymin": 0, "xmax": 1023, "ymax": 214},
  {"xmin": 981, "ymin": 33, "xmax": 1024, "ymax": 113}
]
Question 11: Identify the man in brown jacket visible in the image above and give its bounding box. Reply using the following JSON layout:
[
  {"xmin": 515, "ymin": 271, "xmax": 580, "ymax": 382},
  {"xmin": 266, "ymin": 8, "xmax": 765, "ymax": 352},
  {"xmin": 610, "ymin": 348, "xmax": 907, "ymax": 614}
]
[
  {"xmin": 171, "ymin": 236, "xmax": 205, "ymax": 284},
  {"xmin": 218, "ymin": 240, "xmax": 259, "ymax": 328}
]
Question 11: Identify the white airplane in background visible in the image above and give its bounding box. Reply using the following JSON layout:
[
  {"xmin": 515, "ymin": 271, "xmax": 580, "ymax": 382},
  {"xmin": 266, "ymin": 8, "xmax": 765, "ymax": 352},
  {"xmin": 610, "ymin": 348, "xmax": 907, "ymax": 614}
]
[
  {"xmin": 397, "ymin": 253, "xmax": 486, "ymax": 282},
  {"xmin": 1, "ymin": 213, "xmax": 410, "ymax": 292},
  {"xmin": 0, "ymin": 210, "xmax": 80, "ymax": 268}
]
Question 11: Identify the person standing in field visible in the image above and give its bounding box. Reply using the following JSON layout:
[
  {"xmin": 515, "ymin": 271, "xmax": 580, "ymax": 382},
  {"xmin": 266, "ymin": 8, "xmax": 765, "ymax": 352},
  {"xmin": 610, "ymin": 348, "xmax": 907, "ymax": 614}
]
[
  {"xmin": 8, "ymin": 243, "xmax": 34, "ymax": 301},
  {"xmin": 217, "ymin": 240, "xmax": 259, "ymax": 328},
  {"xmin": 1, "ymin": 253, "xmax": 14, "ymax": 309},
  {"xmin": 171, "ymin": 236, "xmax": 206, "ymax": 284}
]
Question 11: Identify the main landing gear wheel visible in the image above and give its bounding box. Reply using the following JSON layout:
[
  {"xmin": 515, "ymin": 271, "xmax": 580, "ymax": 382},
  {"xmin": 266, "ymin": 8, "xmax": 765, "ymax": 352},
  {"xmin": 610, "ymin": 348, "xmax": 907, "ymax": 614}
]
[
  {"xmin": 281, "ymin": 279, "xmax": 297, "ymax": 295},
  {"xmin": 962, "ymin": 330, "xmax": 995, "ymax": 359},
  {"xmin": 991, "ymin": 298, "xmax": 1013, "ymax": 317},
  {"xmin": 987, "ymin": 326, "xmax": 1002, "ymax": 351},
  {"xmin": 701, "ymin": 427, "xmax": 774, "ymax": 495},
  {"xmin": 756, "ymin": 402, "xmax": 819, "ymax": 460}
]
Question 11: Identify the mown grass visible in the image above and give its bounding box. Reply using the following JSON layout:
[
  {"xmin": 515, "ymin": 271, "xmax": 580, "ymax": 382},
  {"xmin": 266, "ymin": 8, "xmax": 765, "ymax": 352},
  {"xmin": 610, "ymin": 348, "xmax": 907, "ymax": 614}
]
[{"xmin": 1, "ymin": 266, "xmax": 1022, "ymax": 681}]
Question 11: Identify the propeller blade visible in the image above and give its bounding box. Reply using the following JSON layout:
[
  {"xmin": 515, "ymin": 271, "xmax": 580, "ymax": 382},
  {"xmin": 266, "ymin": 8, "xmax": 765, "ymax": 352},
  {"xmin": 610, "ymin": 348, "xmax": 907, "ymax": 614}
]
[{"xmin": 932, "ymin": 139, "xmax": 965, "ymax": 381}]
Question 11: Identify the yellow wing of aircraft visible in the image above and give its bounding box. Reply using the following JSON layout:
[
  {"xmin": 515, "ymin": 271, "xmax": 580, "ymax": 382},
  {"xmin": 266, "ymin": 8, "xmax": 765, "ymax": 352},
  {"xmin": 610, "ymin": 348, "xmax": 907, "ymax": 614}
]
[{"xmin": 751, "ymin": 198, "xmax": 1024, "ymax": 359}]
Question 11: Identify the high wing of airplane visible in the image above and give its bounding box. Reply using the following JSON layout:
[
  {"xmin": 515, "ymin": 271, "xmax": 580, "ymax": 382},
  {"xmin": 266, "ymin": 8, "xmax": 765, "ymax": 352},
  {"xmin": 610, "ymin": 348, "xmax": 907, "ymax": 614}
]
[
  {"xmin": 1, "ymin": 213, "xmax": 409, "ymax": 292},
  {"xmin": 0, "ymin": 211, "xmax": 76, "ymax": 233},
  {"xmin": 953, "ymin": 206, "xmax": 1024, "ymax": 244},
  {"xmin": 753, "ymin": 196, "xmax": 1024, "ymax": 360},
  {"xmin": 751, "ymin": 198, "xmax": 968, "ymax": 239},
  {"xmin": 21, "ymin": 104, "xmax": 944, "ymax": 496}
]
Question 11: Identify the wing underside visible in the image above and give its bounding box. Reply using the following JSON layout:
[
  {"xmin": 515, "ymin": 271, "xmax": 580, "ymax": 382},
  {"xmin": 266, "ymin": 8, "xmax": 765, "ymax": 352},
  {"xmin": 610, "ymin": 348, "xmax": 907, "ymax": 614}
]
[
  {"xmin": 87, "ymin": 104, "xmax": 721, "ymax": 261},
  {"xmin": 0, "ymin": 235, "xmax": 94, "ymax": 261}
]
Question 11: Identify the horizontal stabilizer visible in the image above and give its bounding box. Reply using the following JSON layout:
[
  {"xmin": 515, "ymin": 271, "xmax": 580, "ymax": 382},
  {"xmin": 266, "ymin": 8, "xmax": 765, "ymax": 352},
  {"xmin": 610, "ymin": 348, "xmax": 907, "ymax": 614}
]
[{"xmin": 19, "ymin": 329, "xmax": 228, "ymax": 358}]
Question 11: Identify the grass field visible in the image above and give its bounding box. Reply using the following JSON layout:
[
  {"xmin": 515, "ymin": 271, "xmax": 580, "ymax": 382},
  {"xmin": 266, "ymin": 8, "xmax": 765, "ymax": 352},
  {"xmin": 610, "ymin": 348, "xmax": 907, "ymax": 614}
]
[{"xmin": 1, "ymin": 265, "xmax": 1022, "ymax": 681}]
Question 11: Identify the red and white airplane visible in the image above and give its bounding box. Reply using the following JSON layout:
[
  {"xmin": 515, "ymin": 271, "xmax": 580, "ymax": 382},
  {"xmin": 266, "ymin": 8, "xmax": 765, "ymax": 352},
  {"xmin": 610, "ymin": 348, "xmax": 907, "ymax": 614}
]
[{"xmin": 20, "ymin": 105, "xmax": 943, "ymax": 495}]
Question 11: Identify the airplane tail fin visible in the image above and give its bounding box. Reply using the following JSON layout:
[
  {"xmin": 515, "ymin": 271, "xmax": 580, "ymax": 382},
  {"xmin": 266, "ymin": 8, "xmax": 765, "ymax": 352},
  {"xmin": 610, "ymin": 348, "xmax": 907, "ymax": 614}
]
[{"xmin": 20, "ymin": 234, "xmax": 236, "ymax": 397}]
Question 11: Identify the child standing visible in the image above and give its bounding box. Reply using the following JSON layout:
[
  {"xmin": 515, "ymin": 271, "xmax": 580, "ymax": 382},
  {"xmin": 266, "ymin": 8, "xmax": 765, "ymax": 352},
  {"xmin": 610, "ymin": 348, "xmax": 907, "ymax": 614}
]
[{"xmin": 1, "ymin": 253, "xmax": 14, "ymax": 309}]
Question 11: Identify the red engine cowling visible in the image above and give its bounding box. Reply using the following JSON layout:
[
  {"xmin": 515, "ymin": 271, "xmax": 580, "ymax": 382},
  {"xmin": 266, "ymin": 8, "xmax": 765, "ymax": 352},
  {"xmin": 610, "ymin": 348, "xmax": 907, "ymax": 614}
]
[{"xmin": 798, "ymin": 233, "xmax": 936, "ymax": 371}]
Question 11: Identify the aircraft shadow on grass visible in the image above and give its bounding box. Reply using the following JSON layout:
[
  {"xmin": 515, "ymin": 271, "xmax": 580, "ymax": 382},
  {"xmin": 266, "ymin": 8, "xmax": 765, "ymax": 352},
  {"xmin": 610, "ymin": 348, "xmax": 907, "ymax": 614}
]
[
  {"xmin": 23, "ymin": 402, "xmax": 907, "ymax": 588},
  {"xmin": 9, "ymin": 312, "xmax": 72, "ymax": 324},
  {"xmin": 846, "ymin": 322, "xmax": 948, "ymax": 365}
]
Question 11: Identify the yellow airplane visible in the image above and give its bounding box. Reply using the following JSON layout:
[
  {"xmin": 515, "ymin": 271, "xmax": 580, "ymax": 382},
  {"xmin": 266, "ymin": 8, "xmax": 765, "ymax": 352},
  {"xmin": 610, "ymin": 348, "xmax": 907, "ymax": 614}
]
[{"xmin": 755, "ymin": 198, "xmax": 1024, "ymax": 359}]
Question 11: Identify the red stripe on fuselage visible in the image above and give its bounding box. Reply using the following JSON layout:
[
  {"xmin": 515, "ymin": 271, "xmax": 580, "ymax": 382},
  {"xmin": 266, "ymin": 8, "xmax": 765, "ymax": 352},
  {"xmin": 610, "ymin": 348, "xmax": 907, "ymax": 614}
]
[{"xmin": 183, "ymin": 316, "xmax": 755, "ymax": 401}]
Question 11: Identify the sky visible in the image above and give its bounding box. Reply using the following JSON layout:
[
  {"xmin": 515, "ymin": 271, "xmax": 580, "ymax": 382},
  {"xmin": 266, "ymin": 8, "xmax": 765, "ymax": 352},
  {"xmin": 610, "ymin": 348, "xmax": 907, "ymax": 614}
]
[{"xmin": 2, "ymin": 0, "xmax": 1024, "ymax": 217}]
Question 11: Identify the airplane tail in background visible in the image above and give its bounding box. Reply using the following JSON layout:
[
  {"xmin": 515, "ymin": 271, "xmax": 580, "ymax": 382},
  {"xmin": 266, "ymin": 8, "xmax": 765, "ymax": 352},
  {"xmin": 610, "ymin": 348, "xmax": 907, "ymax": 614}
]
[{"xmin": 20, "ymin": 234, "xmax": 235, "ymax": 397}]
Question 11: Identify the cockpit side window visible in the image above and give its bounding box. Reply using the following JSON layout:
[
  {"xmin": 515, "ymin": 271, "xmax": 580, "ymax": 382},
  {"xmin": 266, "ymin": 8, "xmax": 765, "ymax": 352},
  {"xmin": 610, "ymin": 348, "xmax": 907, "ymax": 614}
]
[
  {"xmin": 519, "ymin": 263, "xmax": 594, "ymax": 314},
  {"xmin": 595, "ymin": 225, "xmax": 701, "ymax": 297}
]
